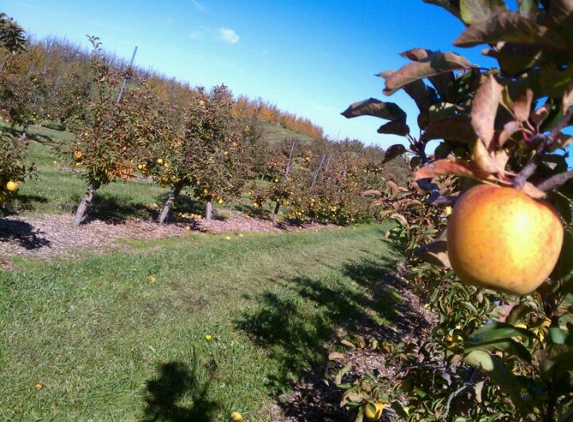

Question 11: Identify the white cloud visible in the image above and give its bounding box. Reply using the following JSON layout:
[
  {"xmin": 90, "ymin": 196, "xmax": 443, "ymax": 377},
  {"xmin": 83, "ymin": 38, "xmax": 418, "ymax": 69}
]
[
  {"xmin": 219, "ymin": 28, "xmax": 239, "ymax": 45},
  {"xmin": 190, "ymin": 0, "xmax": 206, "ymax": 11}
]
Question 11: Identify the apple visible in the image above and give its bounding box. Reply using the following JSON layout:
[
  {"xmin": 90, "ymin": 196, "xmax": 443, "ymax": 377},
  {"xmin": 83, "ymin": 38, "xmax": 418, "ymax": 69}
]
[
  {"xmin": 364, "ymin": 402, "xmax": 386, "ymax": 420},
  {"xmin": 447, "ymin": 184, "xmax": 563, "ymax": 295},
  {"xmin": 230, "ymin": 412, "xmax": 242, "ymax": 422},
  {"xmin": 6, "ymin": 180, "xmax": 19, "ymax": 192}
]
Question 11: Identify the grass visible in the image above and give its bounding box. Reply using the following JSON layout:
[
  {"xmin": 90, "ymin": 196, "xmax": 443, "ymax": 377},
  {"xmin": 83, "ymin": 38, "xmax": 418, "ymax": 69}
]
[
  {"xmin": 0, "ymin": 224, "xmax": 404, "ymax": 421},
  {"xmin": 259, "ymin": 122, "xmax": 316, "ymax": 145},
  {"xmin": 1, "ymin": 124, "xmax": 405, "ymax": 420}
]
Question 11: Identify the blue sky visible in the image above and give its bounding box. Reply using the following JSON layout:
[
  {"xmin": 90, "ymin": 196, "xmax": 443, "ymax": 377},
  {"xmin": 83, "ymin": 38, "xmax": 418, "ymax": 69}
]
[{"xmin": 5, "ymin": 0, "xmax": 567, "ymax": 165}]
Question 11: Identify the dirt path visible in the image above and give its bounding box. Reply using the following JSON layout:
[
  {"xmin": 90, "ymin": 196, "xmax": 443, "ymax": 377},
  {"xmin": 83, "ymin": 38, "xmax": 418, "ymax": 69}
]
[{"xmin": 0, "ymin": 212, "xmax": 331, "ymax": 267}]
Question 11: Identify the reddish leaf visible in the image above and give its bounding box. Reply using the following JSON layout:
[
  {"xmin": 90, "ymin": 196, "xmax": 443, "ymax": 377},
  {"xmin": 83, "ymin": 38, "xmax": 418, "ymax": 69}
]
[
  {"xmin": 403, "ymin": 79, "xmax": 434, "ymax": 113},
  {"xmin": 362, "ymin": 189, "xmax": 382, "ymax": 197},
  {"xmin": 382, "ymin": 144, "xmax": 407, "ymax": 163},
  {"xmin": 415, "ymin": 239, "xmax": 452, "ymax": 268},
  {"xmin": 386, "ymin": 180, "xmax": 400, "ymax": 196},
  {"xmin": 497, "ymin": 120, "xmax": 522, "ymax": 146},
  {"xmin": 460, "ymin": 0, "xmax": 508, "ymax": 26},
  {"xmin": 422, "ymin": 0, "xmax": 462, "ymax": 19},
  {"xmin": 397, "ymin": 49, "xmax": 456, "ymax": 101},
  {"xmin": 377, "ymin": 120, "xmax": 410, "ymax": 136},
  {"xmin": 531, "ymin": 103, "xmax": 551, "ymax": 128},
  {"xmin": 472, "ymin": 139, "xmax": 499, "ymax": 174},
  {"xmin": 454, "ymin": 11, "xmax": 568, "ymax": 50},
  {"xmin": 400, "ymin": 48, "xmax": 433, "ymax": 61},
  {"xmin": 422, "ymin": 117, "xmax": 477, "ymax": 144},
  {"xmin": 495, "ymin": 149, "xmax": 510, "ymax": 172},
  {"xmin": 341, "ymin": 98, "xmax": 407, "ymax": 121},
  {"xmin": 513, "ymin": 89, "xmax": 533, "ymax": 123},
  {"xmin": 414, "ymin": 159, "xmax": 477, "ymax": 179},
  {"xmin": 383, "ymin": 52, "xmax": 472, "ymax": 95},
  {"xmin": 562, "ymin": 81, "xmax": 573, "ymax": 114},
  {"xmin": 471, "ymin": 74, "xmax": 503, "ymax": 147}
]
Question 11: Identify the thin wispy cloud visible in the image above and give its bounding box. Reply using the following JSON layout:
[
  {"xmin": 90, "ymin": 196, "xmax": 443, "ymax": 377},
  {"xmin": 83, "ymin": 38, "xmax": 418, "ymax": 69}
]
[
  {"xmin": 188, "ymin": 26, "xmax": 209, "ymax": 40},
  {"xmin": 189, "ymin": 26, "xmax": 240, "ymax": 45},
  {"xmin": 219, "ymin": 28, "xmax": 239, "ymax": 44},
  {"xmin": 190, "ymin": 0, "xmax": 206, "ymax": 12}
]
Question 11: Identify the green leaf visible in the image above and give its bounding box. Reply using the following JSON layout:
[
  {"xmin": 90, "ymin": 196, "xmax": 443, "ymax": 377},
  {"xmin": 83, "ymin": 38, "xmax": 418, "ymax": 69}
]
[
  {"xmin": 505, "ymin": 303, "xmax": 533, "ymax": 325},
  {"xmin": 341, "ymin": 98, "xmax": 407, "ymax": 121},
  {"xmin": 549, "ymin": 327, "xmax": 568, "ymax": 344},
  {"xmin": 460, "ymin": 0, "xmax": 508, "ymax": 26},
  {"xmin": 390, "ymin": 400, "xmax": 410, "ymax": 419},
  {"xmin": 551, "ymin": 229, "xmax": 573, "ymax": 282},
  {"xmin": 517, "ymin": 0, "xmax": 538, "ymax": 19},
  {"xmin": 465, "ymin": 350, "xmax": 532, "ymax": 411},
  {"xmin": 538, "ymin": 344, "xmax": 573, "ymax": 385},
  {"xmin": 465, "ymin": 321, "xmax": 534, "ymax": 362}
]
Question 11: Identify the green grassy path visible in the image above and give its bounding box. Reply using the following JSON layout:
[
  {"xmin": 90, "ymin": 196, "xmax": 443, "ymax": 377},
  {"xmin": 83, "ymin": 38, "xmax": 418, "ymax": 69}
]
[{"xmin": 0, "ymin": 223, "xmax": 401, "ymax": 421}]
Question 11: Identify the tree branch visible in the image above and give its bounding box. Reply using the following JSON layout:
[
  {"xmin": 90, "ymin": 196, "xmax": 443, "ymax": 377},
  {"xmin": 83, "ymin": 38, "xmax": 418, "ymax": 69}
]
[
  {"xmin": 536, "ymin": 171, "xmax": 573, "ymax": 192},
  {"xmin": 514, "ymin": 106, "xmax": 573, "ymax": 190}
]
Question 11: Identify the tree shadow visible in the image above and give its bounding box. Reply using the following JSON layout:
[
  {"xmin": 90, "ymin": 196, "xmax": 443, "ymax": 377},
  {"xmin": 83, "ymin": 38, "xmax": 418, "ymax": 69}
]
[
  {"xmin": 237, "ymin": 254, "xmax": 415, "ymax": 387},
  {"xmin": 235, "ymin": 253, "xmax": 430, "ymax": 421},
  {"xmin": 4, "ymin": 193, "xmax": 49, "ymax": 214},
  {"xmin": 0, "ymin": 217, "xmax": 51, "ymax": 249},
  {"xmin": 86, "ymin": 192, "xmax": 156, "ymax": 224},
  {"xmin": 140, "ymin": 358, "xmax": 219, "ymax": 422}
]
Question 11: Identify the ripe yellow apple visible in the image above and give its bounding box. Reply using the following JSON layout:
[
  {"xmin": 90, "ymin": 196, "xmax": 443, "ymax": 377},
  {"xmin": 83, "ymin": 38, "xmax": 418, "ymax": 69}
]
[
  {"xmin": 6, "ymin": 180, "xmax": 19, "ymax": 192},
  {"xmin": 364, "ymin": 402, "xmax": 386, "ymax": 420},
  {"xmin": 447, "ymin": 184, "xmax": 563, "ymax": 295},
  {"xmin": 230, "ymin": 411, "xmax": 242, "ymax": 422},
  {"xmin": 156, "ymin": 158, "xmax": 164, "ymax": 165}
]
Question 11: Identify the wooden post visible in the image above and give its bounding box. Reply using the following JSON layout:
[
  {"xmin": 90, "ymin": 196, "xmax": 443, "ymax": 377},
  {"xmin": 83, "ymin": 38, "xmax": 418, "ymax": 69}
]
[
  {"xmin": 206, "ymin": 199, "xmax": 213, "ymax": 222},
  {"xmin": 285, "ymin": 140, "xmax": 295, "ymax": 178},
  {"xmin": 117, "ymin": 45, "xmax": 138, "ymax": 104},
  {"xmin": 310, "ymin": 153, "xmax": 326, "ymax": 191}
]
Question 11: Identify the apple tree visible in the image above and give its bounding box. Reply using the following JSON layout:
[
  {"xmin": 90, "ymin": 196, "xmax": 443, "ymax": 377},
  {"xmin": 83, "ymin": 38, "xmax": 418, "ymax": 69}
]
[
  {"xmin": 185, "ymin": 85, "xmax": 251, "ymax": 222},
  {"xmin": 0, "ymin": 13, "xmax": 35, "ymax": 208},
  {"xmin": 68, "ymin": 36, "xmax": 164, "ymax": 226},
  {"xmin": 337, "ymin": 0, "xmax": 573, "ymax": 420}
]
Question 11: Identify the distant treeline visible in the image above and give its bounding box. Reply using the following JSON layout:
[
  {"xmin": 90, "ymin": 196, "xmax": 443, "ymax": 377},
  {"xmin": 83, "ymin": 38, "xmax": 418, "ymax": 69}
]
[{"xmin": 20, "ymin": 35, "xmax": 323, "ymax": 140}]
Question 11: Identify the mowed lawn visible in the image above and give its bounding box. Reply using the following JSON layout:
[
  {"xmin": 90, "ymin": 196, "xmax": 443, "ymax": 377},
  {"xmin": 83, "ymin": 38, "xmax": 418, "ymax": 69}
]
[{"xmin": 0, "ymin": 223, "xmax": 403, "ymax": 421}]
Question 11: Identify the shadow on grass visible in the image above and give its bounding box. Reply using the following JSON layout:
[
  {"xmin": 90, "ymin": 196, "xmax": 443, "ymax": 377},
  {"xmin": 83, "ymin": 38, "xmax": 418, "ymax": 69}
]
[
  {"xmin": 0, "ymin": 217, "xmax": 51, "ymax": 249},
  {"xmin": 1, "ymin": 193, "xmax": 49, "ymax": 215},
  {"xmin": 141, "ymin": 358, "xmax": 218, "ymax": 422},
  {"xmin": 236, "ymin": 253, "xmax": 411, "ymax": 389}
]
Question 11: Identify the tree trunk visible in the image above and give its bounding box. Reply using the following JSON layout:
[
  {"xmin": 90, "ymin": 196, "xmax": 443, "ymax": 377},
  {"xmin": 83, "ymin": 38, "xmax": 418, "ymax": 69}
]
[
  {"xmin": 206, "ymin": 200, "xmax": 213, "ymax": 222},
  {"xmin": 73, "ymin": 184, "xmax": 97, "ymax": 226},
  {"xmin": 158, "ymin": 182, "xmax": 184, "ymax": 224},
  {"xmin": 272, "ymin": 202, "xmax": 280, "ymax": 226}
]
